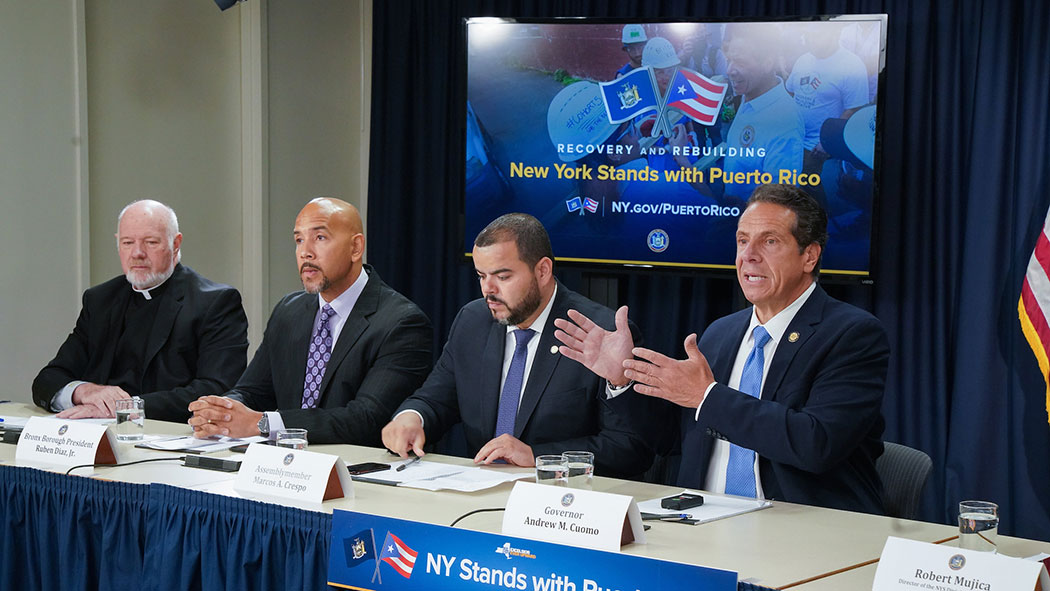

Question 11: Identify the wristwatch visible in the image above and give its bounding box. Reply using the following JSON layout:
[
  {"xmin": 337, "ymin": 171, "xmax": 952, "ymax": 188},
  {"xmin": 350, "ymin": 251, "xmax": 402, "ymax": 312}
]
[{"xmin": 257, "ymin": 413, "xmax": 270, "ymax": 437}]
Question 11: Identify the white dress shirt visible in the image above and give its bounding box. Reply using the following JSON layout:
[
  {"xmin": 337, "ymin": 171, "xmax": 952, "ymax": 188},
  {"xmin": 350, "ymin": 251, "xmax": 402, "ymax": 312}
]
[
  {"xmin": 497, "ymin": 284, "xmax": 557, "ymax": 412},
  {"xmin": 398, "ymin": 284, "xmax": 559, "ymax": 428},
  {"xmin": 266, "ymin": 269, "xmax": 370, "ymax": 435},
  {"xmin": 700, "ymin": 280, "xmax": 816, "ymax": 497}
]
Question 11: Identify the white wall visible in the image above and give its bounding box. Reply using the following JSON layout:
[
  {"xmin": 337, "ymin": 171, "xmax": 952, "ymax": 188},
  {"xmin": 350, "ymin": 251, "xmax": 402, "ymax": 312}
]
[
  {"xmin": 0, "ymin": 0, "xmax": 85, "ymax": 404},
  {"xmin": 0, "ymin": 0, "xmax": 372, "ymax": 405},
  {"xmin": 266, "ymin": 0, "xmax": 371, "ymax": 306},
  {"xmin": 84, "ymin": 0, "xmax": 244, "ymax": 288}
]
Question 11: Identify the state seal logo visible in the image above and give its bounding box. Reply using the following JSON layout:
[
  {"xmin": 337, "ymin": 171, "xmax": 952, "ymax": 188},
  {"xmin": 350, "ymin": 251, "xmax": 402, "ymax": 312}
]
[
  {"xmin": 352, "ymin": 537, "xmax": 367, "ymax": 560},
  {"xmin": 740, "ymin": 125, "xmax": 756, "ymax": 147},
  {"xmin": 647, "ymin": 229, "xmax": 669, "ymax": 253}
]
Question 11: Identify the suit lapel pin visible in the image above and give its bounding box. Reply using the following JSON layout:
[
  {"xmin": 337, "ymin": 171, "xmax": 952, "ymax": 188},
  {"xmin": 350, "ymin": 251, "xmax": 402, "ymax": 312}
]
[
  {"xmin": 788, "ymin": 332, "xmax": 800, "ymax": 343},
  {"xmin": 550, "ymin": 345, "xmax": 559, "ymax": 354}
]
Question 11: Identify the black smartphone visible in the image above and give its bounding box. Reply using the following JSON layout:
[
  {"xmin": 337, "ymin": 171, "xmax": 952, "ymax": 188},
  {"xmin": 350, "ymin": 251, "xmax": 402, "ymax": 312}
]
[
  {"xmin": 346, "ymin": 462, "xmax": 391, "ymax": 475},
  {"xmin": 661, "ymin": 493, "xmax": 705, "ymax": 510},
  {"xmin": 230, "ymin": 440, "xmax": 277, "ymax": 453}
]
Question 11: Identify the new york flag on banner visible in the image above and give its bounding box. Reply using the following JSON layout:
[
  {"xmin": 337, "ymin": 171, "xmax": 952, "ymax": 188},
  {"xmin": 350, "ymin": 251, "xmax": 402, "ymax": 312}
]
[
  {"xmin": 379, "ymin": 532, "xmax": 418, "ymax": 578},
  {"xmin": 666, "ymin": 67, "xmax": 728, "ymax": 126},
  {"xmin": 599, "ymin": 67, "xmax": 661, "ymax": 124},
  {"xmin": 1018, "ymin": 205, "xmax": 1050, "ymax": 424}
]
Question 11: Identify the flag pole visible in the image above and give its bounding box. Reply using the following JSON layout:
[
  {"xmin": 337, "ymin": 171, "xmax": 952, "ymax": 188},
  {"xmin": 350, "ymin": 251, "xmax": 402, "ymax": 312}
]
[
  {"xmin": 370, "ymin": 530, "xmax": 383, "ymax": 584},
  {"xmin": 651, "ymin": 67, "xmax": 678, "ymax": 139}
]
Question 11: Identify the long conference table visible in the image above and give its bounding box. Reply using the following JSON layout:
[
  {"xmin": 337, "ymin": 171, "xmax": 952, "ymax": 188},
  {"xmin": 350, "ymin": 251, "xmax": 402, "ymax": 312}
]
[{"xmin": 1, "ymin": 401, "xmax": 1047, "ymax": 590}]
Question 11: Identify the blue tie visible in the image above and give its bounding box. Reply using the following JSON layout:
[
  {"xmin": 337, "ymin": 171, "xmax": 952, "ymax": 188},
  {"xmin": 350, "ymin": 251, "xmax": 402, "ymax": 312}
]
[
  {"xmin": 493, "ymin": 329, "xmax": 534, "ymax": 437},
  {"xmin": 724, "ymin": 325, "xmax": 772, "ymax": 497}
]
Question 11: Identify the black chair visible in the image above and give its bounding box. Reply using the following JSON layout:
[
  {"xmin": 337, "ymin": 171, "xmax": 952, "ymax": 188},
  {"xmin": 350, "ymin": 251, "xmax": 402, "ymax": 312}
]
[{"xmin": 876, "ymin": 441, "xmax": 933, "ymax": 520}]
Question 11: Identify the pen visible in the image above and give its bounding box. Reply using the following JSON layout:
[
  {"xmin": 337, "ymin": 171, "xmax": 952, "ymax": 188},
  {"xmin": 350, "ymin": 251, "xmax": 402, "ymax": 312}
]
[
  {"xmin": 396, "ymin": 456, "xmax": 421, "ymax": 472},
  {"xmin": 641, "ymin": 513, "xmax": 693, "ymax": 521}
]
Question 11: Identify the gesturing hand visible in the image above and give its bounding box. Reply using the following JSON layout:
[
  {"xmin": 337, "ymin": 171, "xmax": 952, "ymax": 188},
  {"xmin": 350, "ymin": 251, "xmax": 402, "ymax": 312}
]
[
  {"xmin": 623, "ymin": 334, "xmax": 716, "ymax": 408},
  {"xmin": 554, "ymin": 306, "xmax": 634, "ymax": 386}
]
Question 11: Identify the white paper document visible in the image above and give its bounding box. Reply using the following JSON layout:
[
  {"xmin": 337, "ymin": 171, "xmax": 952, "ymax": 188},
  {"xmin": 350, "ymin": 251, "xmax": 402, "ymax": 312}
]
[
  {"xmin": 136, "ymin": 435, "xmax": 265, "ymax": 453},
  {"xmin": 638, "ymin": 489, "xmax": 771, "ymax": 523},
  {"xmin": 0, "ymin": 416, "xmax": 30, "ymax": 428},
  {"xmin": 355, "ymin": 459, "xmax": 531, "ymax": 492}
]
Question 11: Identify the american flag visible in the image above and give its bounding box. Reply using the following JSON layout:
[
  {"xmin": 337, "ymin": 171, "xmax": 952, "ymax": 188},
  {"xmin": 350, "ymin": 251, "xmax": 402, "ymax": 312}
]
[
  {"xmin": 1019, "ymin": 206, "xmax": 1050, "ymax": 424},
  {"xmin": 583, "ymin": 197, "xmax": 599, "ymax": 213},
  {"xmin": 666, "ymin": 67, "xmax": 727, "ymax": 126},
  {"xmin": 378, "ymin": 532, "xmax": 418, "ymax": 578}
]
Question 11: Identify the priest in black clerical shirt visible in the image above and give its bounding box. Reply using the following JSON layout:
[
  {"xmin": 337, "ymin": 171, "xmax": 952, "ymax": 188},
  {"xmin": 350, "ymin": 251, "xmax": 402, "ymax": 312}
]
[{"xmin": 32, "ymin": 200, "xmax": 248, "ymax": 423}]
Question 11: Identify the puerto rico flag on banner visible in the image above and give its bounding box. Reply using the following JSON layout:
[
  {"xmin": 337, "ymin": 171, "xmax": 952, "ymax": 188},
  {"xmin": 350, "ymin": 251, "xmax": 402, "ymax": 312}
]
[
  {"xmin": 665, "ymin": 67, "xmax": 728, "ymax": 126},
  {"xmin": 379, "ymin": 532, "xmax": 418, "ymax": 578},
  {"xmin": 1018, "ymin": 205, "xmax": 1050, "ymax": 424},
  {"xmin": 583, "ymin": 197, "xmax": 599, "ymax": 213}
]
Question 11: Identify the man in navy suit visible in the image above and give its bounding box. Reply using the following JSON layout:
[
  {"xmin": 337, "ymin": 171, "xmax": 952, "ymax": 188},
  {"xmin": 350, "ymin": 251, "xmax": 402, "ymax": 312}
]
[
  {"xmin": 555, "ymin": 184, "xmax": 889, "ymax": 513},
  {"xmin": 382, "ymin": 214, "xmax": 651, "ymax": 478},
  {"xmin": 32, "ymin": 200, "xmax": 248, "ymax": 423},
  {"xmin": 188, "ymin": 198, "xmax": 432, "ymax": 445}
]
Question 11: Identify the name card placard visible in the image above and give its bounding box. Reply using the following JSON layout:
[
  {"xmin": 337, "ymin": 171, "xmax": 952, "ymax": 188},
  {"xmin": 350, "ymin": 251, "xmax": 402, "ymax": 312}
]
[
  {"xmin": 15, "ymin": 417, "xmax": 122, "ymax": 469},
  {"xmin": 873, "ymin": 536, "xmax": 1050, "ymax": 591},
  {"xmin": 501, "ymin": 481, "xmax": 645, "ymax": 552},
  {"xmin": 233, "ymin": 442, "xmax": 353, "ymax": 505}
]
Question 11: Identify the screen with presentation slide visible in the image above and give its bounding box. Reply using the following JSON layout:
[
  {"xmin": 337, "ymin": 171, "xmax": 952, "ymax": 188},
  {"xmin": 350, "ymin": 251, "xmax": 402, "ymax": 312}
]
[{"xmin": 463, "ymin": 16, "xmax": 886, "ymax": 277}]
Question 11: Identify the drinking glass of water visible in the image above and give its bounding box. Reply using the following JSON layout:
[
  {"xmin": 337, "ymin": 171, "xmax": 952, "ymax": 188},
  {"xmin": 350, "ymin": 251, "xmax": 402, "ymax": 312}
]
[
  {"xmin": 958, "ymin": 500, "xmax": 998, "ymax": 552},
  {"xmin": 276, "ymin": 428, "xmax": 308, "ymax": 450},
  {"xmin": 113, "ymin": 397, "xmax": 146, "ymax": 441},
  {"xmin": 562, "ymin": 451, "xmax": 594, "ymax": 489},
  {"xmin": 535, "ymin": 454, "xmax": 568, "ymax": 486}
]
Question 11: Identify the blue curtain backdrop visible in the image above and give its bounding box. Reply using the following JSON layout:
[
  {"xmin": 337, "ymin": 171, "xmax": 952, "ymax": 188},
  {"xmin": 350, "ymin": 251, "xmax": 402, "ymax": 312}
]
[{"xmin": 367, "ymin": 0, "xmax": 1050, "ymax": 540}]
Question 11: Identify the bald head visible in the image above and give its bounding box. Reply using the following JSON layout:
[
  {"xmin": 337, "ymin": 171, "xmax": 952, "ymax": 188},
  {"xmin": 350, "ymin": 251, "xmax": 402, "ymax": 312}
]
[
  {"xmin": 300, "ymin": 197, "xmax": 363, "ymax": 234},
  {"xmin": 118, "ymin": 200, "xmax": 180, "ymax": 244},
  {"xmin": 293, "ymin": 197, "xmax": 366, "ymax": 301}
]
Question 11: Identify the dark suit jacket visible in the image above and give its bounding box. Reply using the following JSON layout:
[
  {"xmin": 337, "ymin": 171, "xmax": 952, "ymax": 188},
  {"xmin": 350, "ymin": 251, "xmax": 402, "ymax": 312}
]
[
  {"xmin": 229, "ymin": 266, "xmax": 432, "ymax": 445},
  {"xmin": 676, "ymin": 285, "xmax": 889, "ymax": 514},
  {"xmin": 395, "ymin": 283, "xmax": 653, "ymax": 479},
  {"xmin": 32, "ymin": 264, "xmax": 249, "ymax": 422}
]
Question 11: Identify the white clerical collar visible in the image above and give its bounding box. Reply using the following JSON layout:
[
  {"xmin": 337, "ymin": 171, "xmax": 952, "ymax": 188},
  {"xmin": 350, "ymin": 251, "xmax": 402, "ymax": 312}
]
[{"xmin": 132, "ymin": 271, "xmax": 174, "ymax": 301}]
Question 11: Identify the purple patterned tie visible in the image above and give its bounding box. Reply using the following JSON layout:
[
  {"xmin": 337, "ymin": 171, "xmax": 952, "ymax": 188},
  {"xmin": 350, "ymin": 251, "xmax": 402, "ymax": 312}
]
[
  {"xmin": 302, "ymin": 304, "xmax": 335, "ymax": 409},
  {"xmin": 493, "ymin": 329, "xmax": 535, "ymax": 437}
]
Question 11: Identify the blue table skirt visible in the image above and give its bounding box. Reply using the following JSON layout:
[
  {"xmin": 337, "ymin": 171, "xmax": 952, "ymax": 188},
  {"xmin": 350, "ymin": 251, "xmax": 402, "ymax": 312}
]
[{"xmin": 0, "ymin": 465, "xmax": 775, "ymax": 591}]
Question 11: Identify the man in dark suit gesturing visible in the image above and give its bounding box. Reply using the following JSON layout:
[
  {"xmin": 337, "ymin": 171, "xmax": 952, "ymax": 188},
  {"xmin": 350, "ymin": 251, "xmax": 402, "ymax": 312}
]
[
  {"xmin": 555, "ymin": 184, "xmax": 889, "ymax": 513},
  {"xmin": 382, "ymin": 214, "xmax": 651, "ymax": 478},
  {"xmin": 189, "ymin": 198, "xmax": 432, "ymax": 445},
  {"xmin": 32, "ymin": 200, "xmax": 249, "ymax": 423}
]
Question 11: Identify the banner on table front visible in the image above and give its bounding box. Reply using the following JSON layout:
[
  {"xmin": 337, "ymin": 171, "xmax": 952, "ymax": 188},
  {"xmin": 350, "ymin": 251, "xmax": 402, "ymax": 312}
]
[{"xmin": 328, "ymin": 510, "xmax": 736, "ymax": 591}]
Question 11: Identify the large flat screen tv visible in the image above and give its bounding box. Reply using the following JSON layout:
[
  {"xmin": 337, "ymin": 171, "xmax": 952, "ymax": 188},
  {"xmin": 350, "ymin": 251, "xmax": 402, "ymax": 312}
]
[{"xmin": 463, "ymin": 16, "xmax": 886, "ymax": 278}]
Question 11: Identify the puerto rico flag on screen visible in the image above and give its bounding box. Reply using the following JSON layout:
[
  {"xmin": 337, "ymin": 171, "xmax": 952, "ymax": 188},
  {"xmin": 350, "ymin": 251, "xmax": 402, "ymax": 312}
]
[
  {"xmin": 1019, "ymin": 205, "xmax": 1050, "ymax": 425},
  {"xmin": 665, "ymin": 67, "xmax": 728, "ymax": 126},
  {"xmin": 583, "ymin": 197, "xmax": 599, "ymax": 213},
  {"xmin": 379, "ymin": 532, "xmax": 418, "ymax": 578}
]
